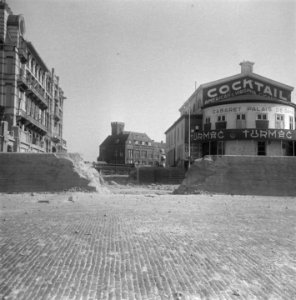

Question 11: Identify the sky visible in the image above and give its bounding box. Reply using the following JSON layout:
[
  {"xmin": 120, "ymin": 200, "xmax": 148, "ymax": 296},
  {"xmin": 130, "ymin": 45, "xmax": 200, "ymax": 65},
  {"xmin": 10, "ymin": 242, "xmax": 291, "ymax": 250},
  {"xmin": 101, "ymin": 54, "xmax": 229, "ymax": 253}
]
[{"xmin": 8, "ymin": 0, "xmax": 296, "ymax": 161}]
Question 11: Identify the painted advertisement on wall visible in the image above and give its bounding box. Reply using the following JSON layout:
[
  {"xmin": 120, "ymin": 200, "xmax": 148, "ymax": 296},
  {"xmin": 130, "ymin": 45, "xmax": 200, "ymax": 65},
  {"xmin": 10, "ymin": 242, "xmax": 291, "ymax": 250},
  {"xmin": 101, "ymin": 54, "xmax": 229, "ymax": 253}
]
[
  {"xmin": 203, "ymin": 76, "xmax": 291, "ymax": 105},
  {"xmin": 204, "ymin": 103, "xmax": 295, "ymax": 117},
  {"xmin": 193, "ymin": 129, "xmax": 296, "ymax": 142}
]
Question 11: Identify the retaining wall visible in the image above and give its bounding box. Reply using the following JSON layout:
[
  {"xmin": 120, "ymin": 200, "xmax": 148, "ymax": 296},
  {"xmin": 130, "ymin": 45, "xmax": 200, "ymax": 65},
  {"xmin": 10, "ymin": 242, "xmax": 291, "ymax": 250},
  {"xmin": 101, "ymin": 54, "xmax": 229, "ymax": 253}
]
[
  {"xmin": 175, "ymin": 155, "xmax": 296, "ymax": 196},
  {"xmin": 0, "ymin": 153, "xmax": 103, "ymax": 193}
]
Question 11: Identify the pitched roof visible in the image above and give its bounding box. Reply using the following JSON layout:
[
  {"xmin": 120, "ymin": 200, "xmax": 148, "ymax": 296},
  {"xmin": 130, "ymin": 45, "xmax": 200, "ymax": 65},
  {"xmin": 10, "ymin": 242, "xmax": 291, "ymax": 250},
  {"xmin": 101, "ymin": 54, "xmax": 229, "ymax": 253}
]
[{"xmin": 100, "ymin": 133, "xmax": 130, "ymax": 147}]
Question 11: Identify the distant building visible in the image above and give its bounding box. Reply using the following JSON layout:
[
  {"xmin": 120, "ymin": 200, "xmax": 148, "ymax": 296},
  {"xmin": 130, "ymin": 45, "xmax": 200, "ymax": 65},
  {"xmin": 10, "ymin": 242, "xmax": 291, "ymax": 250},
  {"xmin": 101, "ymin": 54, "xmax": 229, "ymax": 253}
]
[
  {"xmin": 166, "ymin": 61, "xmax": 296, "ymax": 167},
  {"xmin": 0, "ymin": 1, "xmax": 67, "ymax": 153},
  {"xmin": 99, "ymin": 122, "xmax": 166, "ymax": 166}
]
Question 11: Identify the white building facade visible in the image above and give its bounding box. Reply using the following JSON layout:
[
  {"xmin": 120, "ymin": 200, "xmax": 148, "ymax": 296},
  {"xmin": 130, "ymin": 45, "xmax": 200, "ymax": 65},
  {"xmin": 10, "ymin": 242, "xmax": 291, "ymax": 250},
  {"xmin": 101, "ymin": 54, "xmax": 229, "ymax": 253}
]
[{"xmin": 166, "ymin": 61, "xmax": 296, "ymax": 167}]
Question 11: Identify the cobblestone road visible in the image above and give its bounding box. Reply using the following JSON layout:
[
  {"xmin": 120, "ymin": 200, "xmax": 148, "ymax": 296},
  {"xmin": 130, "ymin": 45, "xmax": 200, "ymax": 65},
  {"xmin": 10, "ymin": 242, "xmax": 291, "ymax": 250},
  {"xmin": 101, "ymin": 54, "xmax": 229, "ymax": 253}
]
[{"xmin": 1, "ymin": 192, "xmax": 296, "ymax": 300}]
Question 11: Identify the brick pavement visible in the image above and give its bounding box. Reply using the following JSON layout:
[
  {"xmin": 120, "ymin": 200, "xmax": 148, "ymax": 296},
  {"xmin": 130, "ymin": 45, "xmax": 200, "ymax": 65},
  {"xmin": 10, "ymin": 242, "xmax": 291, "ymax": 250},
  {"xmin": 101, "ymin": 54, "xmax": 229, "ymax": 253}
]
[{"xmin": 1, "ymin": 192, "xmax": 296, "ymax": 300}]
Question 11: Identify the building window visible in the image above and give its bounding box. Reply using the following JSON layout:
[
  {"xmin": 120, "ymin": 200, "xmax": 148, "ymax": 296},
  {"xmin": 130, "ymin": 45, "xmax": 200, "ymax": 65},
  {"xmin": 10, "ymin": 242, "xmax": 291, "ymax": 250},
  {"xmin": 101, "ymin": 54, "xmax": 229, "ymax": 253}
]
[
  {"xmin": 134, "ymin": 150, "xmax": 140, "ymax": 159},
  {"xmin": 217, "ymin": 115, "xmax": 226, "ymax": 122},
  {"xmin": 256, "ymin": 113, "xmax": 269, "ymax": 129},
  {"xmin": 128, "ymin": 149, "xmax": 133, "ymax": 158},
  {"xmin": 216, "ymin": 115, "xmax": 226, "ymax": 129},
  {"xmin": 257, "ymin": 114, "xmax": 267, "ymax": 120},
  {"xmin": 237, "ymin": 114, "xmax": 245, "ymax": 120},
  {"xmin": 135, "ymin": 140, "xmax": 138, "ymax": 145},
  {"xmin": 204, "ymin": 117, "xmax": 211, "ymax": 131},
  {"xmin": 275, "ymin": 114, "xmax": 284, "ymax": 129},
  {"xmin": 290, "ymin": 116, "xmax": 294, "ymax": 130},
  {"xmin": 236, "ymin": 114, "xmax": 246, "ymax": 128},
  {"xmin": 257, "ymin": 141, "xmax": 266, "ymax": 156}
]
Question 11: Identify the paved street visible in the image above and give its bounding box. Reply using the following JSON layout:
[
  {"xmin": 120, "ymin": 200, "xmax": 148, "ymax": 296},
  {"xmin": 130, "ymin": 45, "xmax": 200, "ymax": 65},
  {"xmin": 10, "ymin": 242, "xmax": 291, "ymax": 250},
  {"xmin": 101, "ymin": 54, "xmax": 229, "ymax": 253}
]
[{"xmin": 1, "ymin": 192, "xmax": 296, "ymax": 300}]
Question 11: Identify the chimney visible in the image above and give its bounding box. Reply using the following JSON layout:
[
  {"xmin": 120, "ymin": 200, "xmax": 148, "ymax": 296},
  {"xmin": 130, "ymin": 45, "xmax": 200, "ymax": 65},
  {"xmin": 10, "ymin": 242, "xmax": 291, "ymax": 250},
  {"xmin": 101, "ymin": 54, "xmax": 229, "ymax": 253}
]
[
  {"xmin": 240, "ymin": 61, "xmax": 254, "ymax": 74},
  {"xmin": 111, "ymin": 122, "xmax": 125, "ymax": 135}
]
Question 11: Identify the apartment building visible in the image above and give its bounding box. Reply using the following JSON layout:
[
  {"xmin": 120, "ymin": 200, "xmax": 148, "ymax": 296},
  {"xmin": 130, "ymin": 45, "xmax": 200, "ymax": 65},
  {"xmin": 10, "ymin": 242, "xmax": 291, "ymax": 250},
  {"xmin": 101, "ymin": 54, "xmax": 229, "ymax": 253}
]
[{"xmin": 0, "ymin": 1, "xmax": 67, "ymax": 153}]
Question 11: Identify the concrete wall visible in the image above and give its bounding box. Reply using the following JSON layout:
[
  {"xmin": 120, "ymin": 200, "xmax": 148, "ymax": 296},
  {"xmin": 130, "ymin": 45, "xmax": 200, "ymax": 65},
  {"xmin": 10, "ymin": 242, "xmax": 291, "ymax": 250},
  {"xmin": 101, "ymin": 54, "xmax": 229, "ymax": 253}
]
[
  {"xmin": 137, "ymin": 167, "xmax": 185, "ymax": 184},
  {"xmin": 0, "ymin": 153, "xmax": 103, "ymax": 193},
  {"xmin": 176, "ymin": 155, "xmax": 296, "ymax": 196},
  {"xmin": 225, "ymin": 140, "xmax": 256, "ymax": 155}
]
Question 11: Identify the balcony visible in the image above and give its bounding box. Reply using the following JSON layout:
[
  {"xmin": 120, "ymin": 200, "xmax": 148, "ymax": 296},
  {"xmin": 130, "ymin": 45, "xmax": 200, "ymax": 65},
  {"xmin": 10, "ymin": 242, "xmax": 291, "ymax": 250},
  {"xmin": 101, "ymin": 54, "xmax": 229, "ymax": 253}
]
[
  {"xmin": 215, "ymin": 121, "xmax": 227, "ymax": 130},
  {"xmin": 17, "ymin": 72, "xmax": 29, "ymax": 90},
  {"xmin": 54, "ymin": 106, "xmax": 62, "ymax": 121},
  {"xmin": 18, "ymin": 46, "xmax": 28, "ymax": 63},
  {"xmin": 17, "ymin": 109, "xmax": 47, "ymax": 134},
  {"xmin": 256, "ymin": 120, "xmax": 269, "ymax": 129},
  {"xmin": 26, "ymin": 83, "xmax": 48, "ymax": 109},
  {"xmin": 52, "ymin": 130, "xmax": 62, "ymax": 143}
]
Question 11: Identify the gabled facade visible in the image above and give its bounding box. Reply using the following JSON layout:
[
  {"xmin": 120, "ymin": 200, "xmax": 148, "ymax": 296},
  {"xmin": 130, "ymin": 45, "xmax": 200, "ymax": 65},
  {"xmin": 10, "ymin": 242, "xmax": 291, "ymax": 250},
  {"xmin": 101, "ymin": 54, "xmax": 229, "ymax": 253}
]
[
  {"xmin": 166, "ymin": 61, "xmax": 296, "ymax": 167},
  {"xmin": 99, "ymin": 122, "xmax": 166, "ymax": 166},
  {"xmin": 0, "ymin": 1, "xmax": 67, "ymax": 153}
]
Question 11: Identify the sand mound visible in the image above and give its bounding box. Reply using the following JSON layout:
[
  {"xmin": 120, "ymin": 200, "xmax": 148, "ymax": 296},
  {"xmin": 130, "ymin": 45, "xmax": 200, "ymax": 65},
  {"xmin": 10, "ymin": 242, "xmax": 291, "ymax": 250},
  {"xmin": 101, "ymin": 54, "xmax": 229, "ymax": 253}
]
[
  {"xmin": 0, "ymin": 153, "xmax": 109, "ymax": 193},
  {"xmin": 175, "ymin": 155, "xmax": 296, "ymax": 196}
]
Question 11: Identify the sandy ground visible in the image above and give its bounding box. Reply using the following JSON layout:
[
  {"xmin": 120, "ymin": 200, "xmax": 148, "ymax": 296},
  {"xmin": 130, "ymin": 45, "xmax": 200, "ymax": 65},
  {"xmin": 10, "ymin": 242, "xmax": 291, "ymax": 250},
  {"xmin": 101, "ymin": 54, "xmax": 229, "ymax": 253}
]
[{"xmin": 1, "ymin": 184, "xmax": 296, "ymax": 300}]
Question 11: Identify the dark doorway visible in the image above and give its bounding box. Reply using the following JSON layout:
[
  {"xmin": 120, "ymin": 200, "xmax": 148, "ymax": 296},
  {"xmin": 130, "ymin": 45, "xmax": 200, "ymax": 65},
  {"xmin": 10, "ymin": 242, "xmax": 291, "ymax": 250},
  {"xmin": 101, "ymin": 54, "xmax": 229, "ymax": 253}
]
[
  {"xmin": 286, "ymin": 141, "xmax": 296, "ymax": 156},
  {"xmin": 257, "ymin": 141, "xmax": 266, "ymax": 155},
  {"xmin": 202, "ymin": 142, "xmax": 210, "ymax": 156}
]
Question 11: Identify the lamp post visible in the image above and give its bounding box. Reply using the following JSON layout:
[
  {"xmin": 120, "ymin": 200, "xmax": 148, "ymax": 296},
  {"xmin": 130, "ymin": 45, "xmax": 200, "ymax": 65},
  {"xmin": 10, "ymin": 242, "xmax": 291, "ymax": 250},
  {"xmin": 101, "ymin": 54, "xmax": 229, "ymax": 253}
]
[{"xmin": 188, "ymin": 105, "xmax": 191, "ymax": 169}]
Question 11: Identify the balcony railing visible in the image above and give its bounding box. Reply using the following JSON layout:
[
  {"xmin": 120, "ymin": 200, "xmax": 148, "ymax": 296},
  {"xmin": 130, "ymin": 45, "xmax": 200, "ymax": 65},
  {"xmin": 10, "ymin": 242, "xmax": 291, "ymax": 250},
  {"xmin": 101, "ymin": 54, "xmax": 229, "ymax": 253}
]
[
  {"xmin": 26, "ymin": 82, "xmax": 48, "ymax": 109},
  {"xmin": 54, "ymin": 106, "xmax": 62, "ymax": 120},
  {"xmin": 52, "ymin": 130, "xmax": 62, "ymax": 143},
  {"xmin": 17, "ymin": 73, "xmax": 29, "ymax": 90},
  {"xmin": 17, "ymin": 109, "xmax": 47, "ymax": 134},
  {"xmin": 18, "ymin": 46, "xmax": 28, "ymax": 63}
]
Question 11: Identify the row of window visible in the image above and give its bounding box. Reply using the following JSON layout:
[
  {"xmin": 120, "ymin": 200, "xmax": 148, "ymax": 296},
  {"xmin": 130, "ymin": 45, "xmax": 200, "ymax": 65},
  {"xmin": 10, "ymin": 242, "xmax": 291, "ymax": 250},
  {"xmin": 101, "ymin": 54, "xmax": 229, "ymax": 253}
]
[
  {"xmin": 204, "ymin": 114, "xmax": 295, "ymax": 130},
  {"xmin": 128, "ymin": 140, "xmax": 152, "ymax": 146},
  {"xmin": 25, "ymin": 57, "xmax": 64, "ymax": 102},
  {"xmin": 127, "ymin": 149, "xmax": 160, "ymax": 159},
  {"xmin": 126, "ymin": 160, "xmax": 157, "ymax": 165},
  {"xmin": 24, "ymin": 97, "xmax": 48, "ymax": 127}
]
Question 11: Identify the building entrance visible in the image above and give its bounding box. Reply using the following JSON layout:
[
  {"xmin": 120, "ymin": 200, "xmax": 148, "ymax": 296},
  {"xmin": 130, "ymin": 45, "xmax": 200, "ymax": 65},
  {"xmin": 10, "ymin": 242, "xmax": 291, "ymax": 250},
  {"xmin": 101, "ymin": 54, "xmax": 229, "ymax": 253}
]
[{"xmin": 285, "ymin": 141, "xmax": 296, "ymax": 156}]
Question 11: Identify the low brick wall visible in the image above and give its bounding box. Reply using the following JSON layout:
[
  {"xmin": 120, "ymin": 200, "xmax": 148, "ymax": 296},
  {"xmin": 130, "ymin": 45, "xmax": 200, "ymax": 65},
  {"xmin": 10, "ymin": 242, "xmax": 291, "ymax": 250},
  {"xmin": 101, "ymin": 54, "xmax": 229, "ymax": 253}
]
[
  {"xmin": 137, "ymin": 167, "xmax": 185, "ymax": 184},
  {"xmin": 0, "ymin": 153, "xmax": 103, "ymax": 193},
  {"xmin": 176, "ymin": 155, "xmax": 296, "ymax": 196}
]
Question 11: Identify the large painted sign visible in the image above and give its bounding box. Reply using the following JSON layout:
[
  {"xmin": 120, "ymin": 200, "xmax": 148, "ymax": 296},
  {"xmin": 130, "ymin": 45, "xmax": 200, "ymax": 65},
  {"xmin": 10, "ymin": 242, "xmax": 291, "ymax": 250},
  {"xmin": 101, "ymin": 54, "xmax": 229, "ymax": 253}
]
[
  {"xmin": 193, "ymin": 129, "xmax": 296, "ymax": 141},
  {"xmin": 203, "ymin": 76, "xmax": 291, "ymax": 105}
]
